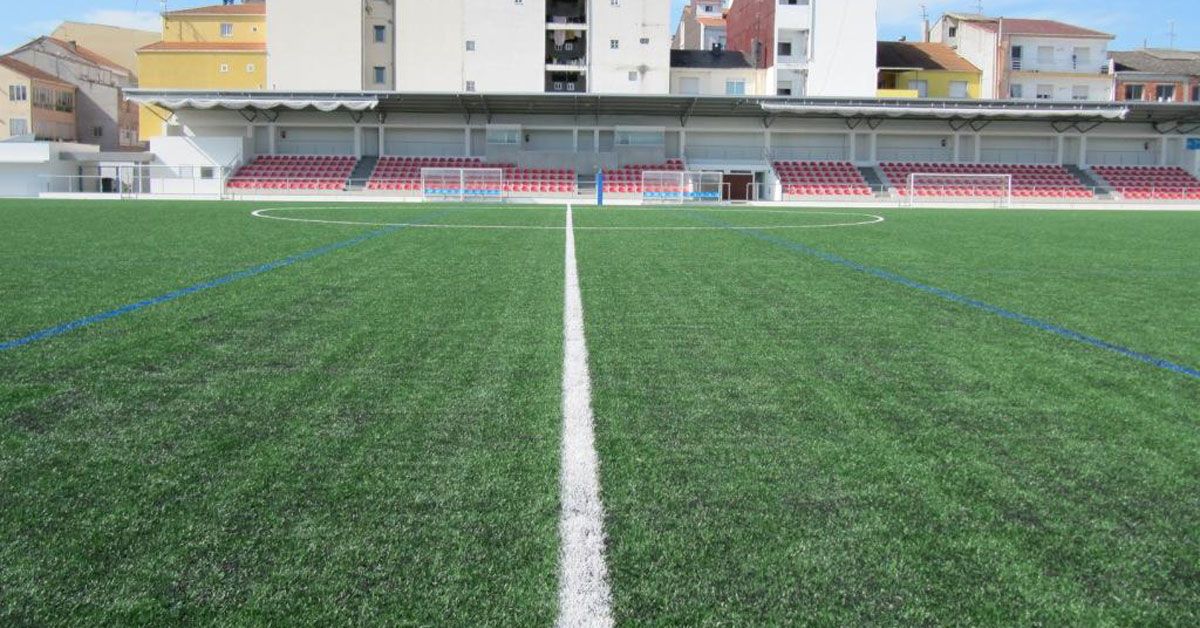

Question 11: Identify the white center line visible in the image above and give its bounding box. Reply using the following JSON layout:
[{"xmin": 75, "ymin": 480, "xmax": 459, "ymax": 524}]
[{"xmin": 557, "ymin": 205, "xmax": 614, "ymax": 628}]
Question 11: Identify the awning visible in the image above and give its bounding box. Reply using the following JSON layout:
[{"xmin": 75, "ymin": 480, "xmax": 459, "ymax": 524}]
[
  {"xmin": 761, "ymin": 102, "xmax": 1130, "ymax": 120},
  {"xmin": 126, "ymin": 95, "xmax": 379, "ymax": 113}
]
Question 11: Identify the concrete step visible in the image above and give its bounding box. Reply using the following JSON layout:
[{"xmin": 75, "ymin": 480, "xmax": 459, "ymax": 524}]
[
  {"xmin": 346, "ymin": 156, "xmax": 379, "ymax": 190},
  {"xmin": 1065, "ymin": 164, "xmax": 1112, "ymax": 198}
]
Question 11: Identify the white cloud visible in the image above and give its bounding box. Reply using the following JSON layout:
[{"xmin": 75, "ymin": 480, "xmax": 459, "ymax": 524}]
[{"xmin": 79, "ymin": 9, "xmax": 162, "ymax": 33}]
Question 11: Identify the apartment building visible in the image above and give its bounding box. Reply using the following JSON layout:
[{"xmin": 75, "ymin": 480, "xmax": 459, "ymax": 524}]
[
  {"xmin": 1110, "ymin": 49, "xmax": 1200, "ymax": 103},
  {"xmin": 7, "ymin": 38, "xmax": 139, "ymax": 150},
  {"xmin": 267, "ymin": 0, "xmax": 670, "ymax": 95},
  {"xmin": 877, "ymin": 41, "xmax": 981, "ymax": 99},
  {"xmin": 51, "ymin": 22, "xmax": 160, "ymax": 76},
  {"xmin": 673, "ymin": 0, "xmax": 734, "ymax": 51},
  {"xmin": 0, "ymin": 57, "xmax": 77, "ymax": 142},
  {"xmin": 670, "ymin": 48, "xmax": 766, "ymax": 96},
  {"xmin": 724, "ymin": 0, "xmax": 878, "ymax": 98},
  {"xmin": 932, "ymin": 14, "xmax": 1114, "ymax": 101},
  {"xmin": 138, "ymin": 1, "xmax": 268, "ymax": 140}
]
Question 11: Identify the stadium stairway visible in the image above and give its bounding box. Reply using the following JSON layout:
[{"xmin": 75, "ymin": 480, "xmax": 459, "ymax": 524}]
[
  {"xmin": 858, "ymin": 166, "xmax": 888, "ymax": 197},
  {"xmin": 346, "ymin": 156, "xmax": 379, "ymax": 192},
  {"xmin": 1066, "ymin": 164, "xmax": 1112, "ymax": 199}
]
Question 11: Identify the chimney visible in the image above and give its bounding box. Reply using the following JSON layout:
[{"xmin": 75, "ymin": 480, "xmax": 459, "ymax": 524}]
[{"xmin": 922, "ymin": 18, "xmax": 931, "ymax": 42}]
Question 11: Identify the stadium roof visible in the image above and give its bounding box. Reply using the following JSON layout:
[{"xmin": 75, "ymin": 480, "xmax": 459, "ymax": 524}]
[{"xmin": 124, "ymin": 90, "xmax": 1200, "ymax": 125}]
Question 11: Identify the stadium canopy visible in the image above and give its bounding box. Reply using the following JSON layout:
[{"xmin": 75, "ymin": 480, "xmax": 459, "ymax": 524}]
[{"xmin": 125, "ymin": 90, "xmax": 1200, "ymax": 126}]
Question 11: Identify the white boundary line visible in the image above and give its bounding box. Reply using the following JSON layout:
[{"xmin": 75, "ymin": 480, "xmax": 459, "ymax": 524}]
[
  {"xmin": 558, "ymin": 204, "xmax": 614, "ymax": 628},
  {"xmin": 249, "ymin": 207, "xmax": 886, "ymax": 231}
]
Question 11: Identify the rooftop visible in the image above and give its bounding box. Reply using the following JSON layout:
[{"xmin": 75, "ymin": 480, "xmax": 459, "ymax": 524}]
[
  {"xmin": 956, "ymin": 16, "xmax": 1114, "ymax": 40},
  {"xmin": 165, "ymin": 3, "xmax": 266, "ymax": 17},
  {"xmin": 139, "ymin": 42, "xmax": 267, "ymax": 53},
  {"xmin": 1110, "ymin": 49, "xmax": 1200, "ymax": 76},
  {"xmin": 877, "ymin": 42, "xmax": 980, "ymax": 73},
  {"xmin": 671, "ymin": 48, "xmax": 752, "ymax": 69},
  {"xmin": 0, "ymin": 56, "xmax": 75, "ymax": 88}
]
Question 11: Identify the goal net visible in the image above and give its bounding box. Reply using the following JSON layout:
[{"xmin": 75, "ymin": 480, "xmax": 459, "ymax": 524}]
[
  {"xmin": 641, "ymin": 170, "xmax": 724, "ymax": 204},
  {"xmin": 421, "ymin": 168, "xmax": 505, "ymax": 201},
  {"xmin": 905, "ymin": 173, "xmax": 1013, "ymax": 207}
]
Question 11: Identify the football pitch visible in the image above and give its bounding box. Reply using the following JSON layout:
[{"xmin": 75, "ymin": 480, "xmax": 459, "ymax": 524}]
[{"xmin": 1, "ymin": 199, "xmax": 1197, "ymax": 624}]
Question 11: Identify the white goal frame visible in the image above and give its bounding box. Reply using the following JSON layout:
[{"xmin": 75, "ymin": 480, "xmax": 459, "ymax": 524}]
[
  {"xmin": 641, "ymin": 170, "xmax": 724, "ymax": 204},
  {"xmin": 906, "ymin": 173, "xmax": 1013, "ymax": 207},
  {"xmin": 421, "ymin": 167, "xmax": 505, "ymax": 201}
]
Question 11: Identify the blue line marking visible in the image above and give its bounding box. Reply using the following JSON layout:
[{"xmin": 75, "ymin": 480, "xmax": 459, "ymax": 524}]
[
  {"xmin": 1, "ymin": 224, "xmax": 404, "ymax": 353},
  {"xmin": 693, "ymin": 214, "xmax": 1200, "ymax": 381}
]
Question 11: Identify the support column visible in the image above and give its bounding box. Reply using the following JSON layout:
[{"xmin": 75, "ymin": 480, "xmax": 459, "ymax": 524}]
[
  {"xmin": 847, "ymin": 132, "xmax": 856, "ymax": 163},
  {"xmin": 354, "ymin": 127, "xmax": 363, "ymax": 157},
  {"xmin": 1056, "ymin": 135, "xmax": 1065, "ymax": 165},
  {"xmin": 573, "ymin": 129, "xmax": 579, "ymax": 152},
  {"xmin": 766, "ymin": 129, "xmax": 774, "ymax": 161},
  {"xmin": 869, "ymin": 132, "xmax": 878, "ymax": 164},
  {"xmin": 973, "ymin": 134, "xmax": 982, "ymax": 163},
  {"xmin": 464, "ymin": 127, "xmax": 471, "ymax": 157},
  {"xmin": 952, "ymin": 134, "xmax": 961, "ymax": 163},
  {"xmin": 680, "ymin": 130, "xmax": 687, "ymax": 160},
  {"xmin": 268, "ymin": 124, "xmax": 277, "ymax": 155},
  {"xmin": 379, "ymin": 127, "xmax": 386, "ymax": 156},
  {"xmin": 593, "ymin": 129, "xmax": 600, "ymax": 154},
  {"xmin": 1159, "ymin": 136, "xmax": 1169, "ymax": 166},
  {"xmin": 1079, "ymin": 135, "xmax": 1089, "ymax": 166}
]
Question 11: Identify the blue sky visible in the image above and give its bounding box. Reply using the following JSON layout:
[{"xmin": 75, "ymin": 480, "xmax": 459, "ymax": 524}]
[{"xmin": 3, "ymin": 0, "xmax": 1197, "ymax": 55}]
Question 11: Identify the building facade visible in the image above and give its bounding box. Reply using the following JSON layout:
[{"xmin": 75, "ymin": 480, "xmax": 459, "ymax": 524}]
[
  {"xmin": 670, "ymin": 49, "xmax": 766, "ymax": 96},
  {"xmin": 724, "ymin": 0, "xmax": 877, "ymax": 98},
  {"xmin": 673, "ymin": 0, "xmax": 732, "ymax": 51},
  {"xmin": 877, "ymin": 41, "xmax": 981, "ymax": 99},
  {"xmin": 267, "ymin": 0, "xmax": 671, "ymax": 95},
  {"xmin": 933, "ymin": 14, "xmax": 1114, "ymax": 101},
  {"xmin": 138, "ymin": 2, "xmax": 268, "ymax": 140},
  {"xmin": 51, "ymin": 22, "xmax": 160, "ymax": 77},
  {"xmin": 7, "ymin": 38, "xmax": 139, "ymax": 150},
  {"xmin": 0, "ymin": 57, "xmax": 77, "ymax": 142},
  {"xmin": 1110, "ymin": 49, "xmax": 1200, "ymax": 103}
]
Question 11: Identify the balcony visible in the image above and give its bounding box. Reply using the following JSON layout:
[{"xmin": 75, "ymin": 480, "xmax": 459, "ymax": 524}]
[
  {"xmin": 547, "ymin": 32, "xmax": 586, "ymax": 67},
  {"xmin": 547, "ymin": 0, "xmax": 586, "ymax": 27}
]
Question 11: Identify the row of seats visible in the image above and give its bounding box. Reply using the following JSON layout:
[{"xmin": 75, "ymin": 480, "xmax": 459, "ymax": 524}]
[
  {"xmin": 601, "ymin": 160, "xmax": 686, "ymax": 193},
  {"xmin": 228, "ymin": 155, "xmax": 358, "ymax": 191},
  {"xmin": 774, "ymin": 161, "xmax": 873, "ymax": 197},
  {"xmin": 880, "ymin": 162, "xmax": 1093, "ymax": 199},
  {"xmin": 1091, "ymin": 166, "xmax": 1200, "ymax": 200},
  {"xmin": 366, "ymin": 157, "xmax": 577, "ymax": 194}
]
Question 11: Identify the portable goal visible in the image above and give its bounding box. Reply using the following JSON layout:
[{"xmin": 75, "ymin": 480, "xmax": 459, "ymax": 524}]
[
  {"xmin": 641, "ymin": 170, "xmax": 724, "ymax": 204},
  {"xmin": 905, "ymin": 173, "xmax": 1013, "ymax": 207},
  {"xmin": 421, "ymin": 167, "xmax": 505, "ymax": 201}
]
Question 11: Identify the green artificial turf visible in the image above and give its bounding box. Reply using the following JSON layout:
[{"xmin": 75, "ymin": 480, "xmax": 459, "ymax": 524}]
[
  {"xmin": 2, "ymin": 201, "xmax": 1198, "ymax": 625},
  {"xmin": 573, "ymin": 206, "xmax": 1199, "ymax": 625},
  {"xmin": 1, "ymin": 200, "xmax": 564, "ymax": 624}
]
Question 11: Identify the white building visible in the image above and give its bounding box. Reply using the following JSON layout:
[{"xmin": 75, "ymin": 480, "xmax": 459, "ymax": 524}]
[
  {"xmin": 269, "ymin": 0, "xmax": 671, "ymax": 95},
  {"xmin": 932, "ymin": 14, "xmax": 1114, "ymax": 101},
  {"xmin": 670, "ymin": 49, "xmax": 766, "ymax": 96},
  {"xmin": 673, "ymin": 0, "xmax": 734, "ymax": 51},
  {"xmin": 725, "ymin": 0, "xmax": 877, "ymax": 98}
]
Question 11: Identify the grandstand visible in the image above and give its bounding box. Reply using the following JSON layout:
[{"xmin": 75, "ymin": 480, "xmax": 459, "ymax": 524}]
[{"xmin": 101, "ymin": 91, "xmax": 1200, "ymax": 208}]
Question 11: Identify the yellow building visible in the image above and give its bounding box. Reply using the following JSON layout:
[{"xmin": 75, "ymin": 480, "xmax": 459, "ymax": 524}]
[
  {"xmin": 877, "ymin": 41, "xmax": 981, "ymax": 99},
  {"xmin": 137, "ymin": 2, "xmax": 267, "ymax": 140}
]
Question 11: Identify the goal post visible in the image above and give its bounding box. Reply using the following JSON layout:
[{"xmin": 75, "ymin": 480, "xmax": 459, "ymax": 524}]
[
  {"xmin": 421, "ymin": 167, "xmax": 505, "ymax": 201},
  {"xmin": 905, "ymin": 173, "xmax": 1013, "ymax": 207},
  {"xmin": 641, "ymin": 170, "xmax": 724, "ymax": 204}
]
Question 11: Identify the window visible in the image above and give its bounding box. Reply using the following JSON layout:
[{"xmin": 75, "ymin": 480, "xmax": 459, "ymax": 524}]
[
  {"xmin": 725, "ymin": 80, "xmax": 746, "ymax": 95},
  {"xmin": 219, "ymin": 64, "xmax": 230, "ymax": 73},
  {"xmin": 615, "ymin": 130, "xmax": 665, "ymax": 147},
  {"xmin": 1124, "ymin": 84, "xmax": 1145, "ymax": 100},
  {"xmin": 1009, "ymin": 83, "xmax": 1024, "ymax": 99},
  {"xmin": 1192, "ymin": 85, "xmax": 1199, "ymax": 102},
  {"xmin": 246, "ymin": 63, "xmax": 256, "ymax": 73},
  {"xmin": 778, "ymin": 41, "xmax": 792, "ymax": 57},
  {"xmin": 465, "ymin": 80, "xmax": 476, "ymax": 92},
  {"xmin": 678, "ymin": 77, "xmax": 699, "ymax": 95},
  {"xmin": 9, "ymin": 118, "xmax": 28, "ymax": 136},
  {"xmin": 1036, "ymin": 84, "xmax": 1053, "ymax": 100},
  {"xmin": 948, "ymin": 81, "xmax": 969, "ymax": 98},
  {"xmin": 373, "ymin": 66, "xmax": 387, "ymax": 84},
  {"xmin": 486, "ymin": 127, "xmax": 520, "ymax": 145},
  {"xmin": 92, "ymin": 126, "xmax": 104, "ymax": 138},
  {"xmin": 1156, "ymin": 84, "xmax": 1176, "ymax": 102},
  {"xmin": 466, "ymin": 40, "xmax": 476, "ymax": 51},
  {"xmin": 1010, "ymin": 45, "xmax": 1023, "ymax": 70},
  {"xmin": 1071, "ymin": 85, "xmax": 1089, "ymax": 101},
  {"xmin": 200, "ymin": 167, "xmax": 215, "ymax": 180},
  {"xmin": 220, "ymin": 23, "xmax": 233, "ymax": 38},
  {"xmin": 610, "ymin": 40, "xmax": 619, "ymax": 49},
  {"xmin": 628, "ymin": 71, "xmax": 638, "ymax": 81},
  {"xmin": 7, "ymin": 85, "xmax": 27, "ymax": 101},
  {"xmin": 1072, "ymin": 47, "xmax": 1090, "ymax": 69},
  {"xmin": 947, "ymin": 26, "xmax": 958, "ymax": 38},
  {"xmin": 54, "ymin": 90, "xmax": 73, "ymax": 112},
  {"xmin": 907, "ymin": 80, "xmax": 929, "ymax": 98},
  {"xmin": 374, "ymin": 25, "xmax": 387, "ymax": 43},
  {"xmin": 640, "ymin": 37, "xmax": 650, "ymax": 44},
  {"xmin": 777, "ymin": 81, "xmax": 792, "ymax": 96},
  {"xmin": 1037, "ymin": 46, "xmax": 1054, "ymax": 65}
]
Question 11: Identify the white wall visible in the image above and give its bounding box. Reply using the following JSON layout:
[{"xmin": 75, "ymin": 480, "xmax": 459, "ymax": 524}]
[
  {"xmin": 463, "ymin": 0, "xmax": 544, "ymax": 93},
  {"xmin": 670, "ymin": 67, "xmax": 766, "ymax": 96},
  {"xmin": 591, "ymin": 0, "xmax": 672, "ymax": 94},
  {"xmin": 805, "ymin": 0, "xmax": 877, "ymax": 97},
  {"xmin": 943, "ymin": 21, "xmax": 999, "ymax": 98},
  {"xmin": 269, "ymin": 0, "xmax": 363, "ymax": 90}
]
